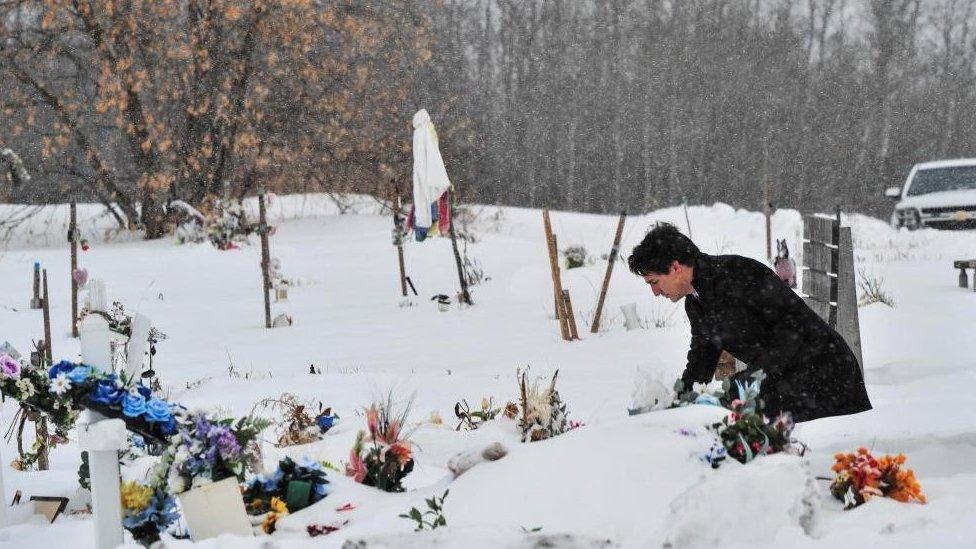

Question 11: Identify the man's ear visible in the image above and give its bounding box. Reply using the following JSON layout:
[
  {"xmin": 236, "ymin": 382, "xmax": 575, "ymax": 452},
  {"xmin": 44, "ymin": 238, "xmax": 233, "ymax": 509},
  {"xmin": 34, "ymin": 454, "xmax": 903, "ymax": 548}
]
[{"xmin": 670, "ymin": 260, "xmax": 682, "ymax": 274}]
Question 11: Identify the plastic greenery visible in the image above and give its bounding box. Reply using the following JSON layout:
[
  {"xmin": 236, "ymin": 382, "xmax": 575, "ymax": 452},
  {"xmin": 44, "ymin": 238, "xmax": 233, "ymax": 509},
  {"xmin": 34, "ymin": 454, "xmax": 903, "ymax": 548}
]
[{"xmin": 399, "ymin": 490, "xmax": 449, "ymax": 531}]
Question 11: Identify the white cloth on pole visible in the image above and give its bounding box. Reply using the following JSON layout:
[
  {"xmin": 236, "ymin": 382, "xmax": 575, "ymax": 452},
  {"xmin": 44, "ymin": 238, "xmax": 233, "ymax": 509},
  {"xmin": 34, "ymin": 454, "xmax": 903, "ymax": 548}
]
[{"xmin": 411, "ymin": 109, "xmax": 451, "ymax": 230}]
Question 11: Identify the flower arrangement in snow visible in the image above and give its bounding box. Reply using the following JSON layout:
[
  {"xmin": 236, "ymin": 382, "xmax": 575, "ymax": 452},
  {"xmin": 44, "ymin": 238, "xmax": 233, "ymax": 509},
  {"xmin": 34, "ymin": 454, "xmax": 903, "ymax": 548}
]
[
  {"xmin": 254, "ymin": 393, "xmax": 337, "ymax": 447},
  {"xmin": 46, "ymin": 360, "xmax": 179, "ymax": 441},
  {"xmin": 243, "ymin": 456, "xmax": 330, "ymax": 533},
  {"xmin": 120, "ymin": 481, "xmax": 180, "ymax": 545},
  {"xmin": 0, "ymin": 354, "xmax": 82, "ymax": 438},
  {"xmin": 155, "ymin": 412, "xmax": 270, "ymax": 495},
  {"xmin": 346, "ymin": 396, "xmax": 415, "ymax": 492},
  {"xmin": 517, "ymin": 369, "xmax": 569, "ymax": 443},
  {"xmin": 830, "ymin": 447, "xmax": 926, "ymax": 509},
  {"xmin": 706, "ymin": 371, "xmax": 800, "ymax": 464},
  {"xmin": 454, "ymin": 396, "xmax": 506, "ymax": 430},
  {"xmin": 670, "ymin": 377, "xmax": 732, "ymax": 409},
  {"xmin": 562, "ymin": 245, "xmax": 590, "ymax": 269}
]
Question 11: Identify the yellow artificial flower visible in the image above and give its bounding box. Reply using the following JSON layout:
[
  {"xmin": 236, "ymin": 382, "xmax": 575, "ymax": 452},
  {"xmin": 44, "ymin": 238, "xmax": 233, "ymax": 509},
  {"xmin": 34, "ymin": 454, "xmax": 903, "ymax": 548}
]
[{"xmin": 120, "ymin": 481, "xmax": 153, "ymax": 512}]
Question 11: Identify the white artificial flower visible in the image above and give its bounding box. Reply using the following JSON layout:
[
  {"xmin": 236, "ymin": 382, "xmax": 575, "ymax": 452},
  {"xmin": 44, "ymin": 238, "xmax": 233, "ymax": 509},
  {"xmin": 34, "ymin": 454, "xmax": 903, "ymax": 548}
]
[
  {"xmin": 16, "ymin": 378, "xmax": 35, "ymax": 398},
  {"xmin": 191, "ymin": 475, "xmax": 212, "ymax": 490},
  {"xmin": 49, "ymin": 374, "xmax": 72, "ymax": 396},
  {"xmin": 692, "ymin": 382, "xmax": 709, "ymax": 395}
]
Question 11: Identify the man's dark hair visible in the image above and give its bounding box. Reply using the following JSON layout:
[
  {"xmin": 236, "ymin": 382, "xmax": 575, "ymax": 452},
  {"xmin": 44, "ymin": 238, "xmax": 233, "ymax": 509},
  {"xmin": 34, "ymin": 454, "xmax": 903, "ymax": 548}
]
[{"xmin": 627, "ymin": 222, "xmax": 700, "ymax": 276}]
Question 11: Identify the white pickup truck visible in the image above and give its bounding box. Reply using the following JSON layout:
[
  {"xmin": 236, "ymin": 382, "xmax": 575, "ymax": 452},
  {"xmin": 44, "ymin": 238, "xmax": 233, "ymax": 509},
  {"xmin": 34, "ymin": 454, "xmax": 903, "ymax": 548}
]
[{"xmin": 886, "ymin": 159, "xmax": 976, "ymax": 230}]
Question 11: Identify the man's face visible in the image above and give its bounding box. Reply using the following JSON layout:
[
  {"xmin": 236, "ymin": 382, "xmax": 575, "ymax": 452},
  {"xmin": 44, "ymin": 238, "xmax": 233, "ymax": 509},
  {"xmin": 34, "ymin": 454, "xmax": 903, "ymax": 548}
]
[{"xmin": 642, "ymin": 261, "xmax": 693, "ymax": 302}]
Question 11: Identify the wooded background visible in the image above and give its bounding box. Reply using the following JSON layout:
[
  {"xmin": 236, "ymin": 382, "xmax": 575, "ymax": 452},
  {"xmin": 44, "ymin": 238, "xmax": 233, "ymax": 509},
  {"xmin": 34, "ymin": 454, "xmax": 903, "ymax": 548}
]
[{"xmin": 2, "ymin": 1, "xmax": 973, "ymax": 235}]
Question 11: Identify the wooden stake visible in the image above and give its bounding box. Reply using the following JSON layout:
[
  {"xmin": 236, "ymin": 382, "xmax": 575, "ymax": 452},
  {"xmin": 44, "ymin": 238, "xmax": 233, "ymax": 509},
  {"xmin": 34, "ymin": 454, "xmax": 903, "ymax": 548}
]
[
  {"xmin": 763, "ymin": 180, "xmax": 772, "ymax": 262},
  {"xmin": 591, "ymin": 212, "xmax": 626, "ymax": 333},
  {"xmin": 562, "ymin": 289, "xmax": 580, "ymax": 340},
  {"xmin": 35, "ymin": 415, "xmax": 49, "ymax": 471},
  {"xmin": 542, "ymin": 209, "xmax": 571, "ymax": 341},
  {"xmin": 70, "ymin": 201, "xmax": 79, "ymax": 337},
  {"xmin": 447, "ymin": 188, "xmax": 472, "ymax": 305},
  {"xmin": 31, "ymin": 262, "xmax": 41, "ymax": 309},
  {"xmin": 258, "ymin": 192, "xmax": 272, "ymax": 329},
  {"xmin": 392, "ymin": 180, "xmax": 408, "ymax": 297},
  {"xmin": 42, "ymin": 269, "xmax": 52, "ymax": 364}
]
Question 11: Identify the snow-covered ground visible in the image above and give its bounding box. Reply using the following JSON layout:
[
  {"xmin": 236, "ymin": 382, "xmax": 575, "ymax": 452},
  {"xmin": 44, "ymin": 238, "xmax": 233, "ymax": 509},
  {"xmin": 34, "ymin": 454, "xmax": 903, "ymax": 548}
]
[{"xmin": 1, "ymin": 195, "xmax": 975, "ymax": 548}]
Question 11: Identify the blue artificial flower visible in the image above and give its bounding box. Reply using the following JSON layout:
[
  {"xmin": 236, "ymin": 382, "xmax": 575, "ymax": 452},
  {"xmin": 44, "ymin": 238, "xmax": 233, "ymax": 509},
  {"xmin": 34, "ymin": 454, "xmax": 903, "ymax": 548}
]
[
  {"xmin": 48, "ymin": 360, "xmax": 76, "ymax": 379},
  {"xmin": 694, "ymin": 393, "xmax": 721, "ymax": 407},
  {"xmin": 122, "ymin": 392, "xmax": 147, "ymax": 418},
  {"xmin": 262, "ymin": 469, "xmax": 284, "ymax": 492},
  {"xmin": 317, "ymin": 414, "xmax": 335, "ymax": 432},
  {"xmin": 131, "ymin": 434, "xmax": 146, "ymax": 448},
  {"xmin": 67, "ymin": 365, "xmax": 94, "ymax": 384},
  {"xmin": 135, "ymin": 384, "xmax": 152, "ymax": 399},
  {"xmin": 297, "ymin": 456, "xmax": 321, "ymax": 471},
  {"xmin": 144, "ymin": 398, "xmax": 172, "ymax": 423},
  {"xmin": 158, "ymin": 416, "xmax": 178, "ymax": 436},
  {"xmin": 89, "ymin": 379, "xmax": 125, "ymax": 406},
  {"xmin": 313, "ymin": 481, "xmax": 328, "ymax": 497}
]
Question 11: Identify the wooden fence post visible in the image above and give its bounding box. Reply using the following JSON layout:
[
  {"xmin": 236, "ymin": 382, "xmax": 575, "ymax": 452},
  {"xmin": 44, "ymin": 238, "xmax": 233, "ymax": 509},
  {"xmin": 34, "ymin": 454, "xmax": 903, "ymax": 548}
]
[
  {"xmin": 31, "ymin": 262, "xmax": 42, "ymax": 309},
  {"xmin": 258, "ymin": 192, "xmax": 272, "ymax": 328},
  {"xmin": 542, "ymin": 209, "xmax": 571, "ymax": 341},
  {"xmin": 42, "ymin": 269, "xmax": 52, "ymax": 364},
  {"xmin": 70, "ymin": 201, "xmax": 79, "ymax": 337},
  {"xmin": 591, "ymin": 212, "xmax": 626, "ymax": 333}
]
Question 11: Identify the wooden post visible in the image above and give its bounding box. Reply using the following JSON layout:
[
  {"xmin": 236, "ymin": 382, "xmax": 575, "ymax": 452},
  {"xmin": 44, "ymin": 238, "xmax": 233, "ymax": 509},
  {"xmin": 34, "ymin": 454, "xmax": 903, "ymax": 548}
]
[
  {"xmin": 542, "ymin": 209, "xmax": 571, "ymax": 341},
  {"xmin": 42, "ymin": 269, "xmax": 52, "ymax": 364},
  {"xmin": 447, "ymin": 188, "xmax": 472, "ymax": 305},
  {"xmin": 70, "ymin": 201, "xmax": 79, "ymax": 337},
  {"xmin": 591, "ymin": 212, "xmax": 626, "ymax": 333},
  {"xmin": 258, "ymin": 192, "xmax": 272, "ymax": 328},
  {"xmin": 551, "ymin": 233, "xmax": 561, "ymax": 318},
  {"xmin": 31, "ymin": 262, "xmax": 42, "ymax": 309},
  {"xmin": 392, "ymin": 180, "xmax": 408, "ymax": 297},
  {"xmin": 562, "ymin": 290, "xmax": 580, "ymax": 340},
  {"xmin": 764, "ymin": 180, "xmax": 772, "ymax": 262},
  {"xmin": 35, "ymin": 416, "xmax": 50, "ymax": 471}
]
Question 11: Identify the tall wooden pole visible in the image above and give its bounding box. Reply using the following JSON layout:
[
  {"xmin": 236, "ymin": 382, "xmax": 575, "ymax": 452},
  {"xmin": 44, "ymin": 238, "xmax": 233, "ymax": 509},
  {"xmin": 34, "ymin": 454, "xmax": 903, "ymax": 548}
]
[
  {"xmin": 542, "ymin": 209, "xmax": 571, "ymax": 341},
  {"xmin": 42, "ymin": 269, "xmax": 52, "ymax": 364},
  {"xmin": 447, "ymin": 188, "xmax": 472, "ymax": 305},
  {"xmin": 392, "ymin": 180, "xmax": 408, "ymax": 297},
  {"xmin": 70, "ymin": 201, "xmax": 79, "ymax": 337},
  {"xmin": 764, "ymin": 180, "xmax": 772, "ymax": 262},
  {"xmin": 31, "ymin": 261, "xmax": 42, "ymax": 309},
  {"xmin": 591, "ymin": 212, "xmax": 626, "ymax": 333},
  {"xmin": 258, "ymin": 192, "xmax": 272, "ymax": 328}
]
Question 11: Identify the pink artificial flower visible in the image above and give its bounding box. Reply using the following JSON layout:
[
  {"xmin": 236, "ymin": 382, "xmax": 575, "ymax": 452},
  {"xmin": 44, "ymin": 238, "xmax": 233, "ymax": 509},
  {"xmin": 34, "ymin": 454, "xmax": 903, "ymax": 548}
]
[
  {"xmin": 0, "ymin": 354, "xmax": 21, "ymax": 380},
  {"xmin": 365, "ymin": 406, "xmax": 379, "ymax": 440},
  {"xmin": 730, "ymin": 399, "xmax": 743, "ymax": 410},
  {"xmin": 735, "ymin": 442, "xmax": 745, "ymax": 455},
  {"xmin": 345, "ymin": 447, "xmax": 366, "ymax": 483}
]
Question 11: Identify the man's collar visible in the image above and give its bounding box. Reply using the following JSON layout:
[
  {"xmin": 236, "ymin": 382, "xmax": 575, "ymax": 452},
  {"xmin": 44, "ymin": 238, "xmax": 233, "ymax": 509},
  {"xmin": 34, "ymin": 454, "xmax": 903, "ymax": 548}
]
[{"xmin": 689, "ymin": 254, "xmax": 715, "ymax": 302}]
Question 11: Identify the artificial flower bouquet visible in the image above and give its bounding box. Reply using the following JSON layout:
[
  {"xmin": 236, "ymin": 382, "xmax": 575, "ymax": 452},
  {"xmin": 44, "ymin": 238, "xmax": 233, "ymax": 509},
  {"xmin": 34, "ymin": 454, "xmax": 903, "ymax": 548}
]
[
  {"xmin": 243, "ymin": 456, "xmax": 330, "ymax": 533},
  {"xmin": 156, "ymin": 412, "xmax": 270, "ymax": 495},
  {"xmin": 830, "ymin": 447, "xmax": 926, "ymax": 509},
  {"xmin": 346, "ymin": 397, "xmax": 415, "ymax": 492},
  {"xmin": 706, "ymin": 370, "xmax": 800, "ymax": 464}
]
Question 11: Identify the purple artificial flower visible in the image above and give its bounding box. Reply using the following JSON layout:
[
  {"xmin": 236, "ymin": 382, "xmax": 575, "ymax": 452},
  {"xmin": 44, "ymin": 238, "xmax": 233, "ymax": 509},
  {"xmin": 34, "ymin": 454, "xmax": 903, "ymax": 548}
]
[
  {"xmin": 0, "ymin": 354, "xmax": 21, "ymax": 380},
  {"xmin": 194, "ymin": 416, "xmax": 212, "ymax": 438},
  {"xmin": 214, "ymin": 428, "xmax": 241, "ymax": 459}
]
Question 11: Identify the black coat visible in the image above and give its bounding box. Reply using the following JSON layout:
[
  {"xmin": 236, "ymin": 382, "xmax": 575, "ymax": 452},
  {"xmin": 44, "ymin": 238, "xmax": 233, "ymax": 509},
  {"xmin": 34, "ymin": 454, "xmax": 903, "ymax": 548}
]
[{"xmin": 681, "ymin": 253, "xmax": 872, "ymax": 422}]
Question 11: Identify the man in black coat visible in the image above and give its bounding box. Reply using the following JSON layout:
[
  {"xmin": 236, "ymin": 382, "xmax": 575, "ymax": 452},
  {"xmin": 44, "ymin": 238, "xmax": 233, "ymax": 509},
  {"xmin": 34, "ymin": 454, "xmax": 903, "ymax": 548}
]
[{"xmin": 628, "ymin": 223, "xmax": 871, "ymax": 422}]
